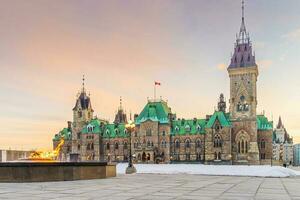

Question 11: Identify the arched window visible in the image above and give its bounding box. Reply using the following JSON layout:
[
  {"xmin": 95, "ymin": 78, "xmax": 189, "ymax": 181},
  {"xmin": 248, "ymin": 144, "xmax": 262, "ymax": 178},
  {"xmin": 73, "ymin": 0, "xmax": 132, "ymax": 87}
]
[
  {"xmin": 261, "ymin": 139, "xmax": 266, "ymax": 149},
  {"xmin": 214, "ymin": 135, "xmax": 222, "ymax": 148},
  {"xmin": 236, "ymin": 131, "xmax": 249, "ymax": 154},
  {"xmin": 115, "ymin": 129, "xmax": 119, "ymax": 136},
  {"xmin": 175, "ymin": 140, "xmax": 180, "ymax": 149},
  {"xmin": 218, "ymin": 152, "xmax": 221, "ymax": 160},
  {"xmin": 185, "ymin": 139, "xmax": 191, "ymax": 148},
  {"xmin": 196, "ymin": 139, "xmax": 201, "ymax": 148},
  {"xmin": 91, "ymin": 143, "xmax": 94, "ymax": 150},
  {"xmin": 124, "ymin": 142, "xmax": 128, "ymax": 150},
  {"xmin": 115, "ymin": 142, "xmax": 119, "ymax": 150},
  {"xmin": 214, "ymin": 152, "xmax": 217, "ymax": 160},
  {"xmin": 175, "ymin": 126, "xmax": 179, "ymax": 133},
  {"xmin": 162, "ymin": 131, "xmax": 166, "ymax": 136},
  {"xmin": 106, "ymin": 143, "xmax": 110, "ymax": 150}
]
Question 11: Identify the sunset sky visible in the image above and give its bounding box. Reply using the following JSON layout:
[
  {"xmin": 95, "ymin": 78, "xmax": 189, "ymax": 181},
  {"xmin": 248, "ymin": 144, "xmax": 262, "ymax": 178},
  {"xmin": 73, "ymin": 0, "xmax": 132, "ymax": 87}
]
[{"xmin": 0, "ymin": 0, "xmax": 300, "ymax": 150}]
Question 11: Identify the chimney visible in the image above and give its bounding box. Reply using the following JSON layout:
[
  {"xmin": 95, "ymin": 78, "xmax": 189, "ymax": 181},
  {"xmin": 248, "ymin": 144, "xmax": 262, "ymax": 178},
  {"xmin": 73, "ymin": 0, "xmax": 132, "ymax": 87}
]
[{"xmin": 67, "ymin": 121, "xmax": 72, "ymax": 129}]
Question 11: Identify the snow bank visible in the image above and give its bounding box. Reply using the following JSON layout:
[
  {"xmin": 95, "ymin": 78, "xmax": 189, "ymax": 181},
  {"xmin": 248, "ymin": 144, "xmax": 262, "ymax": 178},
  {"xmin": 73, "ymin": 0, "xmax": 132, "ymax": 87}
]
[{"xmin": 117, "ymin": 163, "xmax": 300, "ymax": 178}]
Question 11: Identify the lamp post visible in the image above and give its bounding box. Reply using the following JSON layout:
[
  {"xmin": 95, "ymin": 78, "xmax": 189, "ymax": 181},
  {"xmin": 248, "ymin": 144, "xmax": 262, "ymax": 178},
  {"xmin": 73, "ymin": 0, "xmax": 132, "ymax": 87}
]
[{"xmin": 125, "ymin": 120, "xmax": 137, "ymax": 174}]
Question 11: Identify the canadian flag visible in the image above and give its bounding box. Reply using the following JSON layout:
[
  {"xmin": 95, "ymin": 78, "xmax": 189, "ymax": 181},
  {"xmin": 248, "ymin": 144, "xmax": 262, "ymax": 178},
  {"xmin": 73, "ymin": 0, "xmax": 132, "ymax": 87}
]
[{"xmin": 155, "ymin": 81, "xmax": 161, "ymax": 86}]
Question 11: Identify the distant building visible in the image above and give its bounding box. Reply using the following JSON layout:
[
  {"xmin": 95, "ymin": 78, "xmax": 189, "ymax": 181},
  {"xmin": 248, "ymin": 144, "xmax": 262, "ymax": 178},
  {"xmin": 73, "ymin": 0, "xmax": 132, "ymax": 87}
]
[
  {"xmin": 293, "ymin": 144, "xmax": 300, "ymax": 166},
  {"xmin": 0, "ymin": 150, "xmax": 32, "ymax": 162},
  {"xmin": 273, "ymin": 116, "xmax": 293, "ymax": 165}
]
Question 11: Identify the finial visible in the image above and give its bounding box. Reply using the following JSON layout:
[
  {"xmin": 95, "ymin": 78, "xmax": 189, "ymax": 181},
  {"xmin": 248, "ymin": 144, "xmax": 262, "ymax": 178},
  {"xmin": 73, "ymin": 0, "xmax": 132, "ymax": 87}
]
[
  {"xmin": 119, "ymin": 96, "xmax": 122, "ymax": 110},
  {"xmin": 242, "ymin": 0, "xmax": 245, "ymax": 21},
  {"xmin": 82, "ymin": 75, "xmax": 85, "ymax": 92}
]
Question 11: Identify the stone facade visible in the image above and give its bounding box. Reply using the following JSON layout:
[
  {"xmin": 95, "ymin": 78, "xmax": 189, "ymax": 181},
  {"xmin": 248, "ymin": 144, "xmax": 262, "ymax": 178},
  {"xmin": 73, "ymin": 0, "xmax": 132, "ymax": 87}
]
[{"xmin": 53, "ymin": 4, "xmax": 274, "ymax": 165}]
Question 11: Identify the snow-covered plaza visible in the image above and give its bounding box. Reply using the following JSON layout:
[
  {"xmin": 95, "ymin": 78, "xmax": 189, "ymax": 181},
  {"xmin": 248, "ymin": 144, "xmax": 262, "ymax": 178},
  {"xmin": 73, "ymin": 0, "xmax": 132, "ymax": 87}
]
[{"xmin": 1, "ymin": 164, "xmax": 300, "ymax": 199}]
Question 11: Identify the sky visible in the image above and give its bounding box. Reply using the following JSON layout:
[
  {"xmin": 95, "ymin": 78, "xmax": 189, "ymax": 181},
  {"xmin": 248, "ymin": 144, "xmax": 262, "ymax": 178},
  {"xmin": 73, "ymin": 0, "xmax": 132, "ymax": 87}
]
[{"xmin": 0, "ymin": 0, "xmax": 300, "ymax": 150}]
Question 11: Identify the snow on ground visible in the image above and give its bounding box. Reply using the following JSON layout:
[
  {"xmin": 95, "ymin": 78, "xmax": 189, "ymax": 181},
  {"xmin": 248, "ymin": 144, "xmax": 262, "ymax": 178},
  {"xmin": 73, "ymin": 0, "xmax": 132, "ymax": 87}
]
[{"xmin": 117, "ymin": 163, "xmax": 300, "ymax": 178}]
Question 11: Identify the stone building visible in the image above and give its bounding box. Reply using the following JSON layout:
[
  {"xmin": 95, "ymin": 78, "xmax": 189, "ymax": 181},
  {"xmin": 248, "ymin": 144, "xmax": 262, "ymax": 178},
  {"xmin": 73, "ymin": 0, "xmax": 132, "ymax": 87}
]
[
  {"xmin": 272, "ymin": 117, "xmax": 293, "ymax": 165},
  {"xmin": 53, "ymin": 2, "xmax": 274, "ymax": 165}
]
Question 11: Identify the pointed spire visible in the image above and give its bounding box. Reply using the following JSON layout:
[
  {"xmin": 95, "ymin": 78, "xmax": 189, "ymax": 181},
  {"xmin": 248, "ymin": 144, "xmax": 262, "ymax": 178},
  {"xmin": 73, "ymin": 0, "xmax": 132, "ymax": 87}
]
[
  {"xmin": 238, "ymin": 0, "xmax": 248, "ymax": 44},
  {"xmin": 277, "ymin": 116, "xmax": 283, "ymax": 129}
]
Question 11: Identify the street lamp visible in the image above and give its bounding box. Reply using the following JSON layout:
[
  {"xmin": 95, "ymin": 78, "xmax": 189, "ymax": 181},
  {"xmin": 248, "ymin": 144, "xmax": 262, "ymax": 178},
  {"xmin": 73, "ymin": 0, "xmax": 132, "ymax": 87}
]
[{"xmin": 125, "ymin": 120, "xmax": 137, "ymax": 174}]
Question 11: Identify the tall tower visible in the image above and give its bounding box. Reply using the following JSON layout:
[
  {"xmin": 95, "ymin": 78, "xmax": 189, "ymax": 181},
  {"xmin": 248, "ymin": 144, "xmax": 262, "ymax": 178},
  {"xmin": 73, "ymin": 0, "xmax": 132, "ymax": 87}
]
[
  {"xmin": 228, "ymin": 0, "xmax": 258, "ymax": 120},
  {"xmin": 228, "ymin": 1, "xmax": 260, "ymax": 164},
  {"xmin": 72, "ymin": 75, "xmax": 94, "ymax": 128}
]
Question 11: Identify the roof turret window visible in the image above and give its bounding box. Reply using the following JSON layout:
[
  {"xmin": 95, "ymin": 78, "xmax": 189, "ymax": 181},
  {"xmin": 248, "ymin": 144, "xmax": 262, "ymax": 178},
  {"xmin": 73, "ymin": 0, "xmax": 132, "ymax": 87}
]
[
  {"xmin": 196, "ymin": 125, "xmax": 201, "ymax": 132},
  {"xmin": 185, "ymin": 125, "xmax": 191, "ymax": 132}
]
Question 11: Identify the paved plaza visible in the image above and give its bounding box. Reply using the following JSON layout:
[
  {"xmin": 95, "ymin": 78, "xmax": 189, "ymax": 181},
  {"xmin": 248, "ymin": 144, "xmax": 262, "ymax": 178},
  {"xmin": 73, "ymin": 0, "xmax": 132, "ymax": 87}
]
[{"xmin": 1, "ymin": 174, "xmax": 300, "ymax": 200}]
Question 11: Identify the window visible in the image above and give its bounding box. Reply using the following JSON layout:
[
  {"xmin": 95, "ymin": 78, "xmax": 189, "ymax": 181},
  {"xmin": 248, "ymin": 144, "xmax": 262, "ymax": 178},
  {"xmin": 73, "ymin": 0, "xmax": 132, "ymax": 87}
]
[
  {"xmin": 196, "ymin": 125, "xmax": 201, "ymax": 132},
  {"xmin": 78, "ymin": 144, "xmax": 80, "ymax": 151},
  {"xmin": 78, "ymin": 111, "xmax": 82, "ymax": 118},
  {"xmin": 147, "ymin": 140, "xmax": 151, "ymax": 147},
  {"xmin": 115, "ymin": 142, "xmax": 119, "ymax": 150},
  {"xmin": 162, "ymin": 131, "xmax": 166, "ymax": 136},
  {"xmin": 124, "ymin": 142, "xmax": 128, "ymax": 150},
  {"xmin": 146, "ymin": 129, "xmax": 152, "ymax": 136},
  {"xmin": 238, "ymin": 139, "xmax": 248, "ymax": 154},
  {"xmin": 261, "ymin": 139, "xmax": 266, "ymax": 149},
  {"xmin": 115, "ymin": 129, "xmax": 119, "ymax": 136},
  {"xmin": 196, "ymin": 139, "xmax": 201, "ymax": 148},
  {"xmin": 175, "ymin": 126, "xmax": 179, "ymax": 133},
  {"xmin": 161, "ymin": 140, "xmax": 167, "ymax": 148},
  {"xmin": 214, "ymin": 135, "xmax": 222, "ymax": 148},
  {"xmin": 214, "ymin": 152, "xmax": 221, "ymax": 160},
  {"xmin": 77, "ymin": 132, "xmax": 81, "ymax": 139},
  {"xmin": 106, "ymin": 143, "xmax": 110, "ymax": 150},
  {"xmin": 185, "ymin": 125, "xmax": 191, "ymax": 132},
  {"xmin": 175, "ymin": 140, "xmax": 180, "ymax": 149},
  {"xmin": 87, "ymin": 143, "xmax": 94, "ymax": 150},
  {"xmin": 185, "ymin": 139, "xmax": 191, "ymax": 148}
]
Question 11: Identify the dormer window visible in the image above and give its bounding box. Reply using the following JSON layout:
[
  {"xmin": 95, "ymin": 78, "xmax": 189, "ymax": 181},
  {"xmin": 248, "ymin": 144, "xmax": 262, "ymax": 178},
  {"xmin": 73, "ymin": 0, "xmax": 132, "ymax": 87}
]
[
  {"xmin": 87, "ymin": 124, "xmax": 94, "ymax": 132},
  {"xmin": 196, "ymin": 125, "xmax": 201, "ymax": 132},
  {"xmin": 175, "ymin": 126, "xmax": 179, "ymax": 133},
  {"xmin": 115, "ymin": 129, "xmax": 119, "ymax": 135},
  {"xmin": 185, "ymin": 125, "xmax": 191, "ymax": 132},
  {"xmin": 106, "ymin": 130, "xmax": 110, "ymax": 135}
]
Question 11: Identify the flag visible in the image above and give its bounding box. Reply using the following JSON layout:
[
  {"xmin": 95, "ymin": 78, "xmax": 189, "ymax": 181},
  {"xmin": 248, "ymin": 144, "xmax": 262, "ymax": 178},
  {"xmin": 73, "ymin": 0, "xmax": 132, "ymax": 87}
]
[{"xmin": 155, "ymin": 81, "xmax": 161, "ymax": 86}]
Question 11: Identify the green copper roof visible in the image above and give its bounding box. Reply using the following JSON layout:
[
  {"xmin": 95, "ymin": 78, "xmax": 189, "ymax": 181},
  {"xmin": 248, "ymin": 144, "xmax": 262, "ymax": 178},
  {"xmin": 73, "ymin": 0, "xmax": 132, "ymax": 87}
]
[
  {"xmin": 135, "ymin": 100, "xmax": 172, "ymax": 125},
  {"xmin": 205, "ymin": 111, "xmax": 231, "ymax": 128},
  {"xmin": 171, "ymin": 119, "xmax": 206, "ymax": 136},
  {"xmin": 53, "ymin": 127, "xmax": 72, "ymax": 141},
  {"xmin": 81, "ymin": 118, "xmax": 127, "ymax": 138},
  {"xmin": 257, "ymin": 115, "xmax": 273, "ymax": 130}
]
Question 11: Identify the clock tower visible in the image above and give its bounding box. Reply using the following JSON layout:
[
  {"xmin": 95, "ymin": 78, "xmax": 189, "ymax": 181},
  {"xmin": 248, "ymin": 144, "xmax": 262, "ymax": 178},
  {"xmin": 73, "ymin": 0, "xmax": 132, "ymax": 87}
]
[
  {"xmin": 228, "ymin": 0, "xmax": 260, "ymax": 164},
  {"xmin": 228, "ymin": 1, "xmax": 258, "ymax": 120}
]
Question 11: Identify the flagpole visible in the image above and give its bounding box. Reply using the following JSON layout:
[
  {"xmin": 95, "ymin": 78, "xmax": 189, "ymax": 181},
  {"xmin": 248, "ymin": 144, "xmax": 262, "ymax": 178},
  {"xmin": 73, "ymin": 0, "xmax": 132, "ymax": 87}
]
[{"xmin": 154, "ymin": 83, "xmax": 156, "ymax": 100}]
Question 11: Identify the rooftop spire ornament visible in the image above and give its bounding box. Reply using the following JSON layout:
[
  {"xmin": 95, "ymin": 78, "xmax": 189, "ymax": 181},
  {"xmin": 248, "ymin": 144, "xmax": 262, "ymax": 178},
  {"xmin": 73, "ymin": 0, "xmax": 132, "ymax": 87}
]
[{"xmin": 82, "ymin": 75, "xmax": 85, "ymax": 92}]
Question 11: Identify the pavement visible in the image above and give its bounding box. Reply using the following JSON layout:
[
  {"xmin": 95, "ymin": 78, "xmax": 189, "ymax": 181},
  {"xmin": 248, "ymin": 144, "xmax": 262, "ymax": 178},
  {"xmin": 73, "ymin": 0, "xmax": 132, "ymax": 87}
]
[{"xmin": 1, "ymin": 174, "xmax": 300, "ymax": 200}]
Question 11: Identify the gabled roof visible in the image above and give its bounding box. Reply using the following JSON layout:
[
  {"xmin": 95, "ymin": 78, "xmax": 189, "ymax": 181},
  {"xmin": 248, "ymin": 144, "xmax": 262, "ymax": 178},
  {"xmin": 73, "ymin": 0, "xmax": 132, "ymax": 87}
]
[
  {"xmin": 81, "ymin": 118, "xmax": 127, "ymax": 139},
  {"xmin": 205, "ymin": 111, "xmax": 231, "ymax": 128},
  {"xmin": 135, "ymin": 100, "xmax": 172, "ymax": 125},
  {"xmin": 257, "ymin": 115, "xmax": 273, "ymax": 130},
  {"xmin": 171, "ymin": 119, "xmax": 206, "ymax": 136},
  {"xmin": 53, "ymin": 127, "xmax": 72, "ymax": 141}
]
